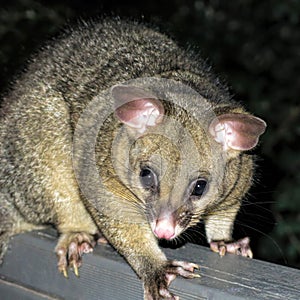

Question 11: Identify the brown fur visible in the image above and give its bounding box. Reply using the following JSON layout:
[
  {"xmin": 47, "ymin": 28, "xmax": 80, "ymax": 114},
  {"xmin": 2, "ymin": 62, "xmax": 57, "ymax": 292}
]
[{"xmin": 0, "ymin": 18, "xmax": 265, "ymax": 299}]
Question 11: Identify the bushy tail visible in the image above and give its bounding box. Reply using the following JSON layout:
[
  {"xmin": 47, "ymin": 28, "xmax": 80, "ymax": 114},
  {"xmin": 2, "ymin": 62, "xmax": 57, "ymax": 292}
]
[
  {"xmin": 0, "ymin": 232, "xmax": 11, "ymax": 264},
  {"xmin": 0, "ymin": 198, "xmax": 15, "ymax": 264}
]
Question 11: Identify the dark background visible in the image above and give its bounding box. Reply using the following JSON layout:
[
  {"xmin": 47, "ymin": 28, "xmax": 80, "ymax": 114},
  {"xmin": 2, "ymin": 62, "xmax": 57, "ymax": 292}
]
[{"xmin": 1, "ymin": 0, "xmax": 299, "ymax": 268}]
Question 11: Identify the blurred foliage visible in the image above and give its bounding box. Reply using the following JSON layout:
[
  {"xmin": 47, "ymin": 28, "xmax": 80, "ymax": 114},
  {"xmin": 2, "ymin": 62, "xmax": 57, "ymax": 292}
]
[{"xmin": 0, "ymin": 0, "xmax": 299, "ymax": 268}]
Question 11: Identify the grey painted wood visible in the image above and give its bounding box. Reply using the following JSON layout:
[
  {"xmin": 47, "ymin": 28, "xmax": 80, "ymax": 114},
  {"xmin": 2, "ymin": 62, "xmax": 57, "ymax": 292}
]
[{"xmin": 0, "ymin": 230, "xmax": 299, "ymax": 300}]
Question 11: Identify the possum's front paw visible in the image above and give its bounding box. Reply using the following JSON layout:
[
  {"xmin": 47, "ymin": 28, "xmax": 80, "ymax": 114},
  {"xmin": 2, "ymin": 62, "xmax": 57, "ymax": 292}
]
[
  {"xmin": 210, "ymin": 237, "xmax": 253, "ymax": 258},
  {"xmin": 55, "ymin": 232, "xmax": 96, "ymax": 277},
  {"xmin": 143, "ymin": 260, "xmax": 200, "ymax": 300}
]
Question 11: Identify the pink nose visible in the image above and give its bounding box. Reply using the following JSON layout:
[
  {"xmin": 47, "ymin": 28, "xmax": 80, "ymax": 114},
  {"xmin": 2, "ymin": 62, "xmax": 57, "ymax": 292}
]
[{"xmin": 154, "ymin": 218, "xmax": 175, "ymax": 240}]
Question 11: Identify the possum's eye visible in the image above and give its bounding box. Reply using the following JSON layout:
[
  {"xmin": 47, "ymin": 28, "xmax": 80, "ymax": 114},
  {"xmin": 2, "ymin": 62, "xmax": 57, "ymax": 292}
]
[
  {"xmin": 191, "ymin": 179, "xmax": 208, "ymax": 197},
  {"xmin": 139, "ymin": 167, "xmax": 157, "ymax": 190}
]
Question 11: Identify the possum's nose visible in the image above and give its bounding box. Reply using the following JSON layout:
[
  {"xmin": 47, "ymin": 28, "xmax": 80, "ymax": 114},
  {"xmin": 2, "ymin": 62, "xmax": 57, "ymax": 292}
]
[{"xmin": 154, "ymin": 216, "xmax": 176, "ymax": 240}]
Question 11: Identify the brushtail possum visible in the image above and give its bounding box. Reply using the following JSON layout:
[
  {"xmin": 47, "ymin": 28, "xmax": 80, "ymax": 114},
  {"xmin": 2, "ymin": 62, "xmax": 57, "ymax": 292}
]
[{"xmin": 0, "ymin": 18, "xmax": 266, "ymax": 299}]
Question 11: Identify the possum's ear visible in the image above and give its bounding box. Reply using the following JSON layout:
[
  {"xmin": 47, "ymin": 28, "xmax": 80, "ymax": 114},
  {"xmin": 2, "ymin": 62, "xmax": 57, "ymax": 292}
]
[
  {"xmin": 209, "ymin": 113, "xmax": 266, "ymax": 151},
  {"xmin": 112, "ymin": 85, "xmax": 164, "ymax": 134}
]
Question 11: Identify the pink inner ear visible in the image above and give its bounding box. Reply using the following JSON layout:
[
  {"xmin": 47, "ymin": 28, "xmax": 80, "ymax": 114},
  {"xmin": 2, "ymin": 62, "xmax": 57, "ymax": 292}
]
[
  {"xmin": 112, "ymin": 85, "xmax": 164, "ymax": 133},
  {"xmin": 115, "ymin": 98, "xmax": 164, "ymax": 133},
  {"xmin": 209, "ymin": 113, "xmax": 266, "ymax": 151}
]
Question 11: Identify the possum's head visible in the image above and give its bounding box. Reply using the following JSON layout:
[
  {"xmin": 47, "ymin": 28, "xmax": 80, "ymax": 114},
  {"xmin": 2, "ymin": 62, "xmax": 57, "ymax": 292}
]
[{"xmin": 111, "ymin": 84, "xmax": 266, "ymax": 241}]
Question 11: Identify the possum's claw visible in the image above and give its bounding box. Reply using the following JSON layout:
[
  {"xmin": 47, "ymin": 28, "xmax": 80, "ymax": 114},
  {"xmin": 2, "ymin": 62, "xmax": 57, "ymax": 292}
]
[
  {"xmin": 73, "ymin": 263, "xmax": 79, "ymax": 277},
  {"xmin": 210, "ymin": 237, "xmax": 253, "ymax": 258},
  {"xmin": 143, "ymin": 260, "xmax": 200, "ymax": 300},
  {"xmin": 56, "ymin": 247, "xmax": 69, "ymax": 277},
  {"xmin": 55, "ymin": 232, "xmax": 96, "ymax": 277},
  {"xmin": 61, "ymin": 266, "xmax": 68, "ymax": 278}
]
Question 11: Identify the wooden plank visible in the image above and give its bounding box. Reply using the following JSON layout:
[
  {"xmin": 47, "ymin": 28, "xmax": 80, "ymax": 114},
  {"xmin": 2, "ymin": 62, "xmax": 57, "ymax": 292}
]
[
  {"xmin": 0, "ymin": 278, "xmax": 60, "ymax": 300},
  {"xmin": 0, "ymin": 230, "xmax": 299, "ymax": 299}
]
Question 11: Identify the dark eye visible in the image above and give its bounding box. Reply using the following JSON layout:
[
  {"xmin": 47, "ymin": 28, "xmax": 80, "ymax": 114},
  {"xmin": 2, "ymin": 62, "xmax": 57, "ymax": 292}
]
[
  {"xmin": 191, "ymin": 179, "xmax": 208, "ymax": 197},
  {"xmin": 139, "ymin": 167, "xmax": 157, "ymax": 190}
]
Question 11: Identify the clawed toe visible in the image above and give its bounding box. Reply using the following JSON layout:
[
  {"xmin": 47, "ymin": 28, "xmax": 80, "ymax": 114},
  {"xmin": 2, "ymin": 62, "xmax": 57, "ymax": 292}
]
[
  {"xmin": 170, "ymin": 261, "xmax": 200, "ymax": 272},
  {"xmin": 144, "ymin": 259, "xmax": 200, "ymax": 300},
  {"xmin": 55, "ymin": 232, "xmax": 96, "ymax": 277},
  {"xmin": 210, "ymin": 237, "xmax": 253, "ymax": 258}
]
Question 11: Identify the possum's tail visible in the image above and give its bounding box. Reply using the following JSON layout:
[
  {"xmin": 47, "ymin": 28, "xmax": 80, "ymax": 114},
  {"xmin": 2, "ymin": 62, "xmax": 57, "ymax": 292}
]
[
  {"xmin": 0, "ymin": 199, "xmax": 15, "ymax": 264},
  {"xmin": 0, "ymin": 233, "xmax": 11, "ymax": 264},
  {"xmin": 0, "ymin": 196, "xmax": 46, "ymax": 264}
]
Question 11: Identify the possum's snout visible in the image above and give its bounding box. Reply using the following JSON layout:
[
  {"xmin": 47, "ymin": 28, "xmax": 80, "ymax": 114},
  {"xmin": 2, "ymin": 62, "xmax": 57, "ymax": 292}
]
[{"xmin": 151, "ymin": 213, "xmax": 178, "ymax": 240}]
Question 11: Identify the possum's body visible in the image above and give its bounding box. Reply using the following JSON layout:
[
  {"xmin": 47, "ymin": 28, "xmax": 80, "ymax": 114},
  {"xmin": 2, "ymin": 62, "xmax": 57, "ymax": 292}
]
[{"xmin": 0, "ymin": 19, "xmax": 265, "ymax": 299}]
